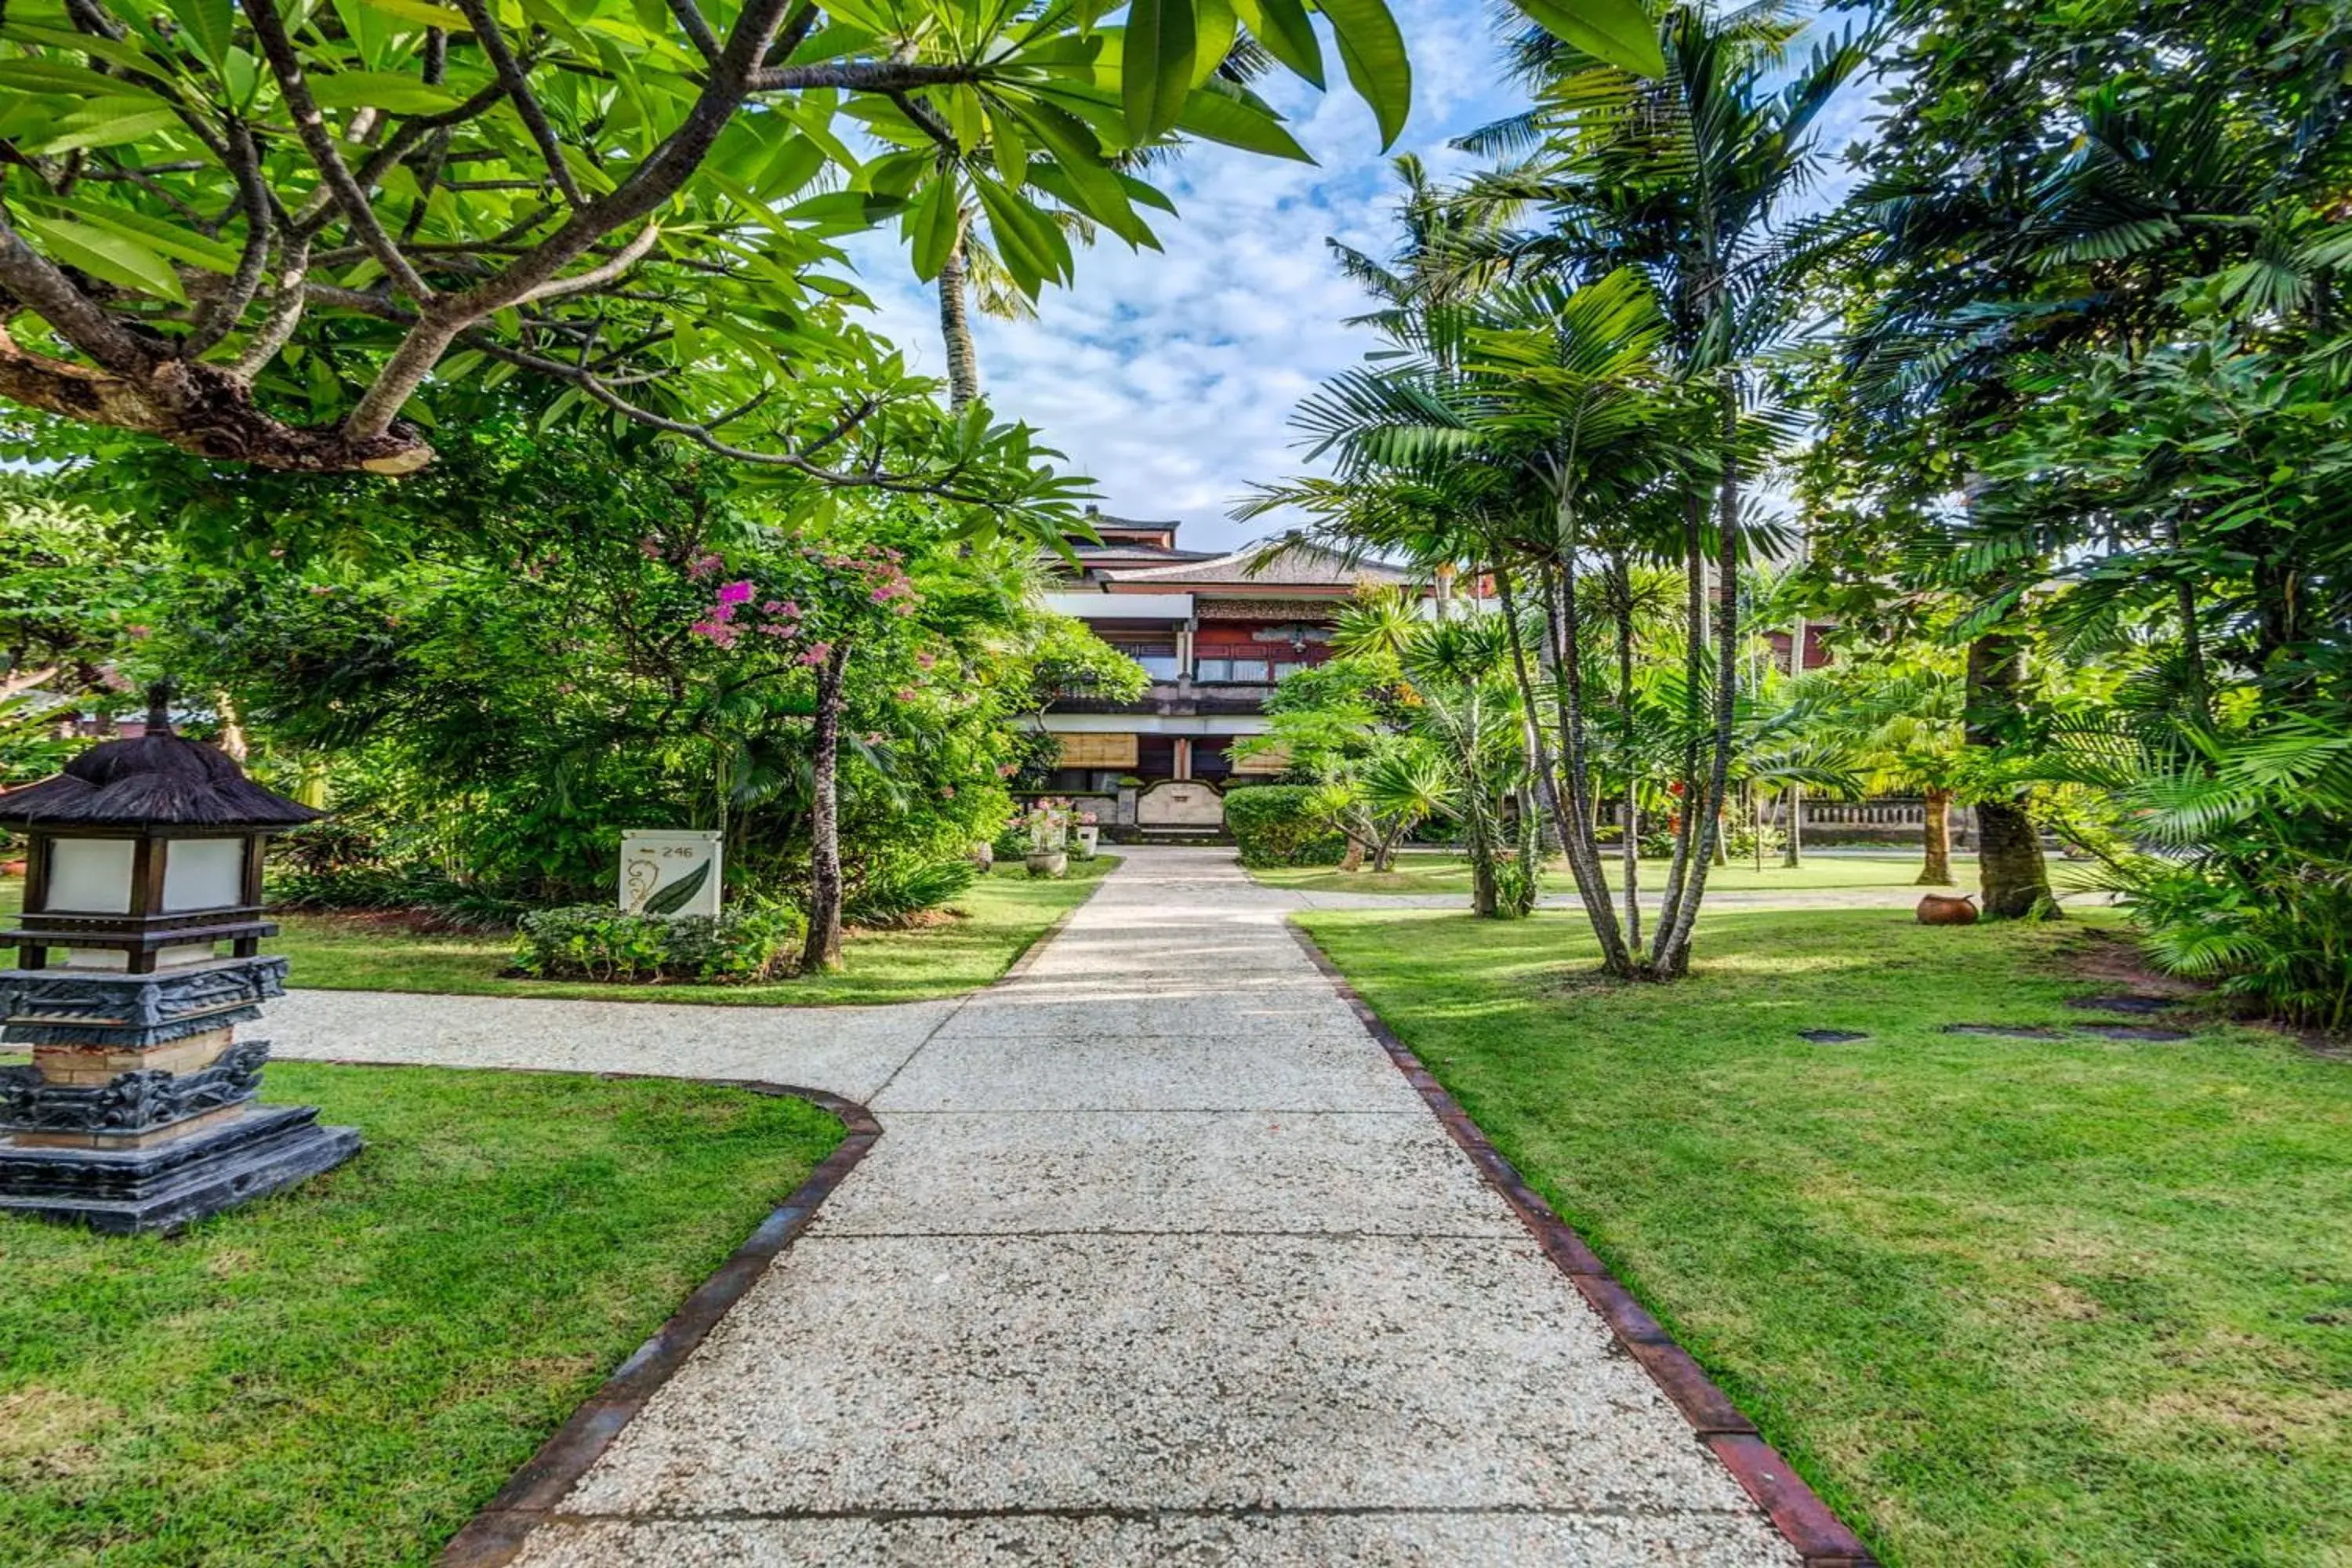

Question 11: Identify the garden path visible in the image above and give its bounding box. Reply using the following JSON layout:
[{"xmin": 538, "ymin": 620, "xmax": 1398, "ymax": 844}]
[{"xmin": 274, "ymin": 848, "xmax": 1799, "ymax": 1566}]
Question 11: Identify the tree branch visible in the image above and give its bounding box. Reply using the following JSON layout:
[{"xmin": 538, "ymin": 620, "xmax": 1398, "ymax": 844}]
[
  {"xmin": 452, "ymin": 0, "xmax": 586, "ymax": 207},
  {"xmin": 246, "ymin": 0, "xmax": 434, "ymax": 300},
  {"xmin": 509, "ymin": 220, "xmax": 661, "ymax": 306},
  {"xmin": 0, "ymin": 199, "xmax": 154, "ymax": 376},
  {"xmin": 746, "ymin": 61, "xmax": 978, "ymax": 92},
  {"xmin": 185, "ymin": 120, "xmax": 275, "ymax": 357},
  {"xmin": 666, "ymin": 0, "xmax": 722, "ymax": 63}
]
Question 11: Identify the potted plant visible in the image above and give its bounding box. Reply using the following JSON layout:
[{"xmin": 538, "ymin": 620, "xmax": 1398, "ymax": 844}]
[
  {"xmin": 1073, "ymin": 809, "xmax": 1100, "ymax": 857},
  {"xmin": 1023, "ymin": 797, "xmax": 1069, "ymax": 878}
]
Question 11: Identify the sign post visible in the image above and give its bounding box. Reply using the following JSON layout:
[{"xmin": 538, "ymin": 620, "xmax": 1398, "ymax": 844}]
[{"xmin": 619, "ymin": 830, "xmax": 723, "ymax": 917}]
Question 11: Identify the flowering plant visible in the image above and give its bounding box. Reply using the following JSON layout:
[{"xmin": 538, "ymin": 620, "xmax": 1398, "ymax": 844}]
[{"xmin": 1022, "ymin": 797, "xmax": 1072, "ymax": 853}]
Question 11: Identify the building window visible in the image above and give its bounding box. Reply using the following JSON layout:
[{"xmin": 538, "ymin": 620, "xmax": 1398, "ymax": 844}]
[{"xmin": 1195, "ymin": 657, "xmax": 1231, "ymax": 682}]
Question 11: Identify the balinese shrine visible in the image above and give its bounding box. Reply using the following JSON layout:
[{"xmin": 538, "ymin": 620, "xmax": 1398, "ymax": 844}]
[{"xmin": 0, "ymin": 697, "xmax": 358, "ymax": 1233}]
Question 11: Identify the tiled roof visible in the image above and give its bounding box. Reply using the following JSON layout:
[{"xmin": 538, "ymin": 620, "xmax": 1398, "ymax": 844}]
[{"xmin": 1104, "ymin": 542, "xmax": 1417, "ymax": 588}]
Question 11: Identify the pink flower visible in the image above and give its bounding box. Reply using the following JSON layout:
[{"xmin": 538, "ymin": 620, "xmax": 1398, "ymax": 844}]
[
  {"xmin": 915, "ymin": 652, "xmax": 936, "ymax": 670},
  {"xmin": 125, "ymin": 624, "xmax": 151, "ymax": 640},
  {"xmin": 895, "ymin": 688, "xmax": 916, "ymax": 702},
  {"xmin": 781, "ymin": 601, "xmax": 801, "ymax": 617},
  {"xmin": 686, "ymin": 552, "xmax": 724, "ymax": 580},
  {"xmin": 690, "ymin": 619, "xmax": 739, "ymax": 648},
  {"xmin": 757, "ymin": 622, "xmax": 792, "ymax": 638},
  {"xmin": 763, "ymin": 601, "xmax": 784, "ymax": 615},
  {"xmin": 941, "ymin": 786, "xmax": 956, "ymax": 798},
  {"xmin": 797, "ymin": 641, "xmax": 833, "ymax": 666},
  {"xmin": 638, "ymin": 537, "xmax": 662, "ymax": 561},
  {"xmin": 717, "ymin": 579, "xmax": 755, "ymax": 606}
]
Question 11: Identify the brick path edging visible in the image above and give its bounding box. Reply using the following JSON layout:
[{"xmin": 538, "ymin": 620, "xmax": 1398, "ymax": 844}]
[
  {"xmin": 1284, "ymin": 924, "xmax": 1881, "ymax": 1568},
  {"xmin": 292, "ymin": 1067, "xmax": 887, "ymax": 1568}
]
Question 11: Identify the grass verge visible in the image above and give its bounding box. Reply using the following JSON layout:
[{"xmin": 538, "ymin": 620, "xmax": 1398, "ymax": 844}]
[
  {"xmin": 1294, "ymin": 904, "xmax": 2351, "ymax": 1567},
  {"xmin": 0, "ymin": 1063, "xmax": 844, "ymax": 1566},
  {"xmin": 254, "ymin": 856, "xmax": 1114, "ymax": 1006}
]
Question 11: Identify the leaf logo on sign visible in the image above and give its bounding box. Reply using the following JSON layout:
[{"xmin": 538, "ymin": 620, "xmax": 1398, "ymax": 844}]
[{"xmin": 644, "ymin": 859, "xmax": 711, "ymax": 916}]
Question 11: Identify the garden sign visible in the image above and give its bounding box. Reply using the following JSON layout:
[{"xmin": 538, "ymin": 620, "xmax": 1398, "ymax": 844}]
[{"xmin": 619, "ymin": 830, "xmax": 723, "ymax": 918}]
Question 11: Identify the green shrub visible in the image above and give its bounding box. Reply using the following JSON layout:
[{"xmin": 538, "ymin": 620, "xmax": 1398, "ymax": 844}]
[
  {"xmin": 845, "ymin": 858, "xmax": 978, "ymax": 927},
  {"xmin": 512, "ymin": 903, "xmax": 805, "ymax": 984},
  {"xmin": 1225, "ymin": 785, "xmax": 1345, "ymax": 868}
]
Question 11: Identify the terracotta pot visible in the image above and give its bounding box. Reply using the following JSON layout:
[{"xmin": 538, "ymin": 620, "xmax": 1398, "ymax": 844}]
[{"xmin": 1916, "ymin": 892, "xmax": 1979, "ymax": 926}]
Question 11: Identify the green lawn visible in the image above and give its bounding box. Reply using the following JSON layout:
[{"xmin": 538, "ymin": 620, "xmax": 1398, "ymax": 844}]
[
  {"xmin": 0, "ymin": 1064, "xmax": 843, "ymax": 1566},
  {"xmin": 253, "ymin": 856, "xmax": 1113, "ymax": 1006},
  {"xmin": 1294, "ymin": 905, "xmax": 2351, "ymax": 1567},
  {"xmin": 1254, "ymin": 848, "xmax": 1977, "ymax": 897}
]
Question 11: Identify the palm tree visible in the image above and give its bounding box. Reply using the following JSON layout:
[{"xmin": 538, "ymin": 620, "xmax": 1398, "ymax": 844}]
[{"xmin": 1457, "ymin": 2, "xmax": 1867, "ymax": 971}]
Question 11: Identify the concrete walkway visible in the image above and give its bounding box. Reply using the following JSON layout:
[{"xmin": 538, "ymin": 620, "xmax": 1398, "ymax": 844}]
[{"xmin": 276, "ymin": 849, "xmax": 1799, "ymax": 1566}]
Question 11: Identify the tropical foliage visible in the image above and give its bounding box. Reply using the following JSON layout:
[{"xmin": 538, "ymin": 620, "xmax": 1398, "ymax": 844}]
[{"xmin": 0, "ymin": 0, "xmax": 1658, "ymax": 480}]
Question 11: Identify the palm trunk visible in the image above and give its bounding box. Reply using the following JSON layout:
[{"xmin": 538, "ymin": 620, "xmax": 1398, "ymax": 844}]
[
  {"xmin": 1340, "ymin": 834, "xmax": 1367, "ymax": 873},
  {"xmin": 937, "ymin": 220, "xmax": 981, "ymax": 412},
  {"xmin": 1919, "ymin": 787, "xmax": 1954, "ymax": 885},
  {"xmin": 800, "ymin": 642, "xmax": 851, "ymax": 972},
  {"xmin": 1505, "ymin": 557, "xmax": 1637, "ymax": 968},
  {"xmin": 1965, "ymin": 631, "xmax": 2056, "ymax": 920},
  {"xmin": 1613, "ymin": 554, "xmax": 1642, "ymax": 954},
  {"xmin": 1655, "ymin": 498, "xmax": 1708, "ymax": 943},
  {"xmin": 1656, "ymin": 385, "xmax": 1743, "ymax": 976},
  {"xmin": 1500, "ymin": 557, "xmax": 1630, "ymax": 970}
]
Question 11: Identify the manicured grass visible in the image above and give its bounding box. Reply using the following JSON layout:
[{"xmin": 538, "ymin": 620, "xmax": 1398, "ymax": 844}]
[
  {"xmin": 1254, "ymin": 848, "xmax": 1977, "ymax": 897},
  {"xmin": 0, "ymin": 1063, "xmax": 844, "ymax": 1566},
  {"xmin": 256, "ymin": 856, "xmax": 1115, "ymax": 1006},
  {"xmin": 1294, "ymin": 905, "xmax": 2352, "ymax": 1567}
]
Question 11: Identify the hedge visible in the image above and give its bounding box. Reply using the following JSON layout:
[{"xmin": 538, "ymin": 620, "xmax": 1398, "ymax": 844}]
[{"xmin": 1224, "ymin": 785, "xmax": 1345, "ymax": 868}]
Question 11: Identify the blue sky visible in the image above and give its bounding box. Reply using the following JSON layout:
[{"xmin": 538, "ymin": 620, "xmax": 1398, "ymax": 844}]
[{"xmin": 842, "ymin": 2, "xmax": 1876, "ymax": 554}]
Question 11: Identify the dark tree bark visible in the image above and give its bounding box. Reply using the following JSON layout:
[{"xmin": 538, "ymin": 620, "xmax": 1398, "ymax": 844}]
[
  {"xmin": 800, "ymin": 642, "xmax": 851, "ymax": 971},
  {"xmin": 1964, "ymin": 632, "xmax": 2056, "ymax": 920}
]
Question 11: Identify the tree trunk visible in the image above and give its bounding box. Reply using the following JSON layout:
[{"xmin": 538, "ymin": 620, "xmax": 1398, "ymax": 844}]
[
  {"xmin": 800, "ymin": 643, "xmax": 851, "ymax": 972},
  {"xmin": 937, "ymin": 222, "xmax": 982, "ymax": 412},
  {"xmin": 213, "ymin": 690, "xmax": 249, "ymax": 760},
  {"xmin": 1339, "ymin": 834, "xmax": 1367, "ymax": 873},
  {"xmin": 1918, "ymin": 788, "xmax": 1953, "ymax": 885},
  {"xmin": 1964, "ymin": 632, "xmax": 2056, "ymax": 920},
  {"xmin": 1613, "ymin": 553, "xmax": 1641, "ymax": 954},
  {"xmin": 1496, "ymin": 559, "xmax": 1630, "ymax": 967},
  {"xmin": 1781, "ymin": 782, "xmax": 1802, "ymax": 867}
]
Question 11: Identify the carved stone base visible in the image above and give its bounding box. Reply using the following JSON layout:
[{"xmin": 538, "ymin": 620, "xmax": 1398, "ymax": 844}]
[{"xmin": 0, "ymin": 1102, "xmax": 361, "ymax": 1235}]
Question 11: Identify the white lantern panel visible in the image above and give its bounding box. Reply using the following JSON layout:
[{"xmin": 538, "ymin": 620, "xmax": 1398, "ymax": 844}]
[
  {"xmin": 162, "ymin": 837, "xmax": 247, "ymax": 912},
  {"xmin": 45, "ymin": 838, "xmax": 135, "ymax": 914}
]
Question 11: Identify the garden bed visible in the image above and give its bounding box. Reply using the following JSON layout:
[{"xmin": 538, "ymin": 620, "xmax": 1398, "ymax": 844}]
[
  {"xmin": 1293, "ymin": 905, "xmax": 2352, "ymax": 1566},
  {"xmin": 0, "ymin": 1063, "xmax": 844, "ymax": 1566},
  {"xmin": 245, "ymin": 858, "xmax": 1108, "ymax": 1007}
]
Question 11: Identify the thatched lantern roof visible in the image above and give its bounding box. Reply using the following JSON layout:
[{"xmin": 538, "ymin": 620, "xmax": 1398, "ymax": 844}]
[{"xmin": 0, "ymin": 697, "xmax": 321, "ymax": 832}]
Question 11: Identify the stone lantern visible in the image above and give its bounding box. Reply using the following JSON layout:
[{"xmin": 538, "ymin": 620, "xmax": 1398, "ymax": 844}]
[{"xmin": 0, "ymin": 693, "xmax": 359, "ymax": 1233}]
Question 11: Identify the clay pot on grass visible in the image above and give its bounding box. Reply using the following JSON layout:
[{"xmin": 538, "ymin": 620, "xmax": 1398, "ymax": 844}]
[{"xmin": 1917, "ymin": 892, "xmax": 1979, "ymax": 926}]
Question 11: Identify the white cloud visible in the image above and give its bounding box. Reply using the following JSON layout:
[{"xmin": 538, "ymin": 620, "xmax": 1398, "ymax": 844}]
[
  {"xmin": 840, "ymin": 2, "xmax": 1880, "ymax": 554},
  {"xmin": 840, "ymin": 0, "xmax": 1515, "ymax": 554}
]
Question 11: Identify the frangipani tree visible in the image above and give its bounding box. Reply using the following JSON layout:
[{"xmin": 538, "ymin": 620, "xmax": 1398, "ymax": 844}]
[{"xmin": 0, "ymin": 0, "xmax": 1661, "ymax": 478}]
